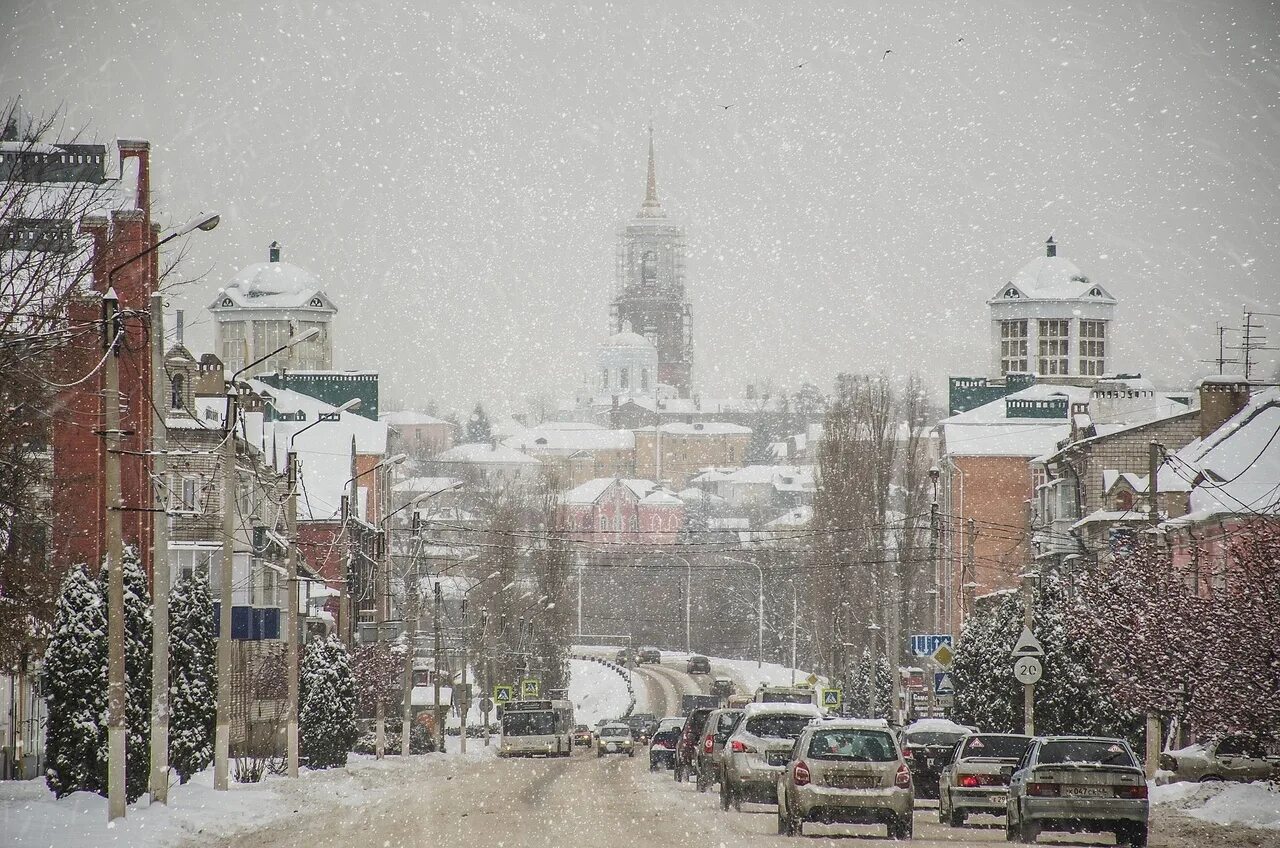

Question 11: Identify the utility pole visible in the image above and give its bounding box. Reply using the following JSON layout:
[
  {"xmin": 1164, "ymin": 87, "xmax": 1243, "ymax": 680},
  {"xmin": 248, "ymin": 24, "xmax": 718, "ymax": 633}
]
[
  {"xmin": 102, "ymin": 289, "xmax": 127, "ymax": 822},
  {"xmin": 1022, "ymin": 572, "xmax": 1035, "ymax": 736},
  {"xmin": 576, "ymin": 564, "xmax": 583, "ymax": 637},
  {"xmin": 148, "ymin": 292, "xmax": 171, "ymax": 804},
  {"xmin": 400, "ymin": 557, "xmax": 418, "ymax": 757},
  {"xmin": 460, "ymin": 598, "xmax": 470, "ymax": 754},
  {"xmin": 214, "ymin": 383, "xmax": 238, "ymax": 791},
  {"xmin": 928, "ymin": 466, "xmax": 941, "ymax": 633},
  {"xmin": 373, "ymin": 469, "xmax": 387, "ymax": 760},
  {"xmin": 1145, "ymin": 441, "xmax": 1163, "ymax": 777},
  {"xmin": 284, "ymin": 451, "xmax": 300, "ymax": 777},
  {"xmin": 790, "ymin": 581, "xmax": 797, "ymax": 687},
  {"xmin": 433, "ymin": 580, "xmax": 444, "ymax": 752},
  {"xmin": 964, "ymin": 519, "xmax": 976, "ymax": 621}
]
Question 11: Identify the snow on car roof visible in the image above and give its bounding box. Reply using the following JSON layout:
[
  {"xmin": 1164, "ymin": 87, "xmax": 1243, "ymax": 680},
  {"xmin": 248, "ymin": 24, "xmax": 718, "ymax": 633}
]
[
  {"xmin": 904, "ymin": 718, "xmax": 971, "ymax": 734},
  {"xmin": 742, "ymin": 702, "xmax": 822, "ymax": 718}
]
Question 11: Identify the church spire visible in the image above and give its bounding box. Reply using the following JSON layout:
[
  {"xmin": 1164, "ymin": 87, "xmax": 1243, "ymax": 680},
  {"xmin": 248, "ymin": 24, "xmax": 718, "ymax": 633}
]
[{"xmin": 639, "ymin": 122, "xmax": 665, "ymax": 218}]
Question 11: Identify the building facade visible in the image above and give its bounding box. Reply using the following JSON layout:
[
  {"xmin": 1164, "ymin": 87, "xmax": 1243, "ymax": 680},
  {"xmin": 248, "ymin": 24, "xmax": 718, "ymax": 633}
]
[{"xmin": 610, "ymin": 128, "xmax": 693, "ymax": 397}]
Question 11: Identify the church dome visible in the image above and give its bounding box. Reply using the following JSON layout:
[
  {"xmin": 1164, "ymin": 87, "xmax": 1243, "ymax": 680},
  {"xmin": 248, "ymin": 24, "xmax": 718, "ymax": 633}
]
[
  {"xmin": 604, "ymin": 330, "xmax": 656, "ymax": 350},
  {"xmin": 1010, "ymin": 254, "xmax": 1088, "ymax": 294}
]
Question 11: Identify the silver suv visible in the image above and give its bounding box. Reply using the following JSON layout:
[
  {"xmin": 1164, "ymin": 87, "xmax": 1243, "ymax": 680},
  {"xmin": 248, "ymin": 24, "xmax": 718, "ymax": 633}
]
[
  {"xmin": 721, "ymin": 702, "xmax": 823, "ymax": 810},
  {"xmin": 695, "ymin": 707, "xmax": 744, "ymax": 792},
  {"xmin": 775, "ymin": 718, "xmax": 914, "ymax": 839},
  {"xmin": 938, "ymin": 733, "xmax": 1031, "ymax": 826},
  {"xmin": 1007, "ymin": 736, "xmax": 1148, "ymax": 847}
]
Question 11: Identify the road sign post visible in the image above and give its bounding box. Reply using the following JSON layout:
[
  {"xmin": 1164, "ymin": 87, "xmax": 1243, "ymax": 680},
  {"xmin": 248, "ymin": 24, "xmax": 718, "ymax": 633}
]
[
  {"xmin": 520, "ymin": 678, "xmax": 540, "ymax": 699},
  {"xmin": 821, "ymin": 688, "xmax": 843, "ymax": 712},
  {"xmin": 1011, "ymin": 626, "xmax": 1045, "ymax": 735}
]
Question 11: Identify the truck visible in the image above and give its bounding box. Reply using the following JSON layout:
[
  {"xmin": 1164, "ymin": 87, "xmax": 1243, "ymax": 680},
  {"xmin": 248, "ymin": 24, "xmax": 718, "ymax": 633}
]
[
  {"xmin": 753, "ymin": 684, "xmax": 817, "ymax": 705},
  {"xmin": 680, "ymin": 693, "xmax": 722, "ymax": 715}
]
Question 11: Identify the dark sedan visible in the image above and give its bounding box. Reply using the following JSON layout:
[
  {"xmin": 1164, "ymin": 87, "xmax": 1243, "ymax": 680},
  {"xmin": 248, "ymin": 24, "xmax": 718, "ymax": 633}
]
[{"xmin": 650, "ymin": 727, "xmax": 681, "ymax": 771}]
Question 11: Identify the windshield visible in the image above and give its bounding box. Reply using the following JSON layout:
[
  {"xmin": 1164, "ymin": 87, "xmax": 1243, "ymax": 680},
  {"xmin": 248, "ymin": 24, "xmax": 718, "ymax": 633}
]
[
  {"xmin": 808, "ymin": 729, "xmax": 897, "ymax": 762},
  {"xmin": 503, "ymin": 712, "xmax": 555, "ymax": 736},
  {"xmin": 962, "ymin": 735, "xmax": 1031, "ymax": 760},
  {"xmin": 1038, "ymin": 740, "xmax": 1136, "ymax": 767},
  {"xmin": 906, "ymin": 731, "xmax": 966, "ymax": 747},
  {"xmin": 601, "ymin": 726, "xmax": 631, "ymax": 738},
  {"xmin": 760, "ymin": 692, "xmax": 813, "ymax": 704},
  {"xmin": 744, "ymin": 714, "xmax": 814, "ymax": 740}
]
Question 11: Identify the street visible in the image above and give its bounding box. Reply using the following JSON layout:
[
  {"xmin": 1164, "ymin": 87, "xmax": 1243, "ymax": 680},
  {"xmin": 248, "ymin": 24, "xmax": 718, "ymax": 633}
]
[{"xmin": 171, "ymin": 658, "xmax": 1265, "ymax": 848}]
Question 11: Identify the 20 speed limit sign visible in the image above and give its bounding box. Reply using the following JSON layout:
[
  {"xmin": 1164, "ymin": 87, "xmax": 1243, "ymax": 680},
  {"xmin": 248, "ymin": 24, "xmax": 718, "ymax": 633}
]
[{"xmin": 1013, "ymin": 656, "xmax": 1043, "ymax": 685}]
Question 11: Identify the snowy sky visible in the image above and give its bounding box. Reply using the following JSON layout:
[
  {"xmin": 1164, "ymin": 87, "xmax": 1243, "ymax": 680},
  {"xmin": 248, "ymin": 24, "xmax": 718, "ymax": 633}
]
[{"xmin": 6, "ymin": 1, "xmax": 1279, "ymax": 413}]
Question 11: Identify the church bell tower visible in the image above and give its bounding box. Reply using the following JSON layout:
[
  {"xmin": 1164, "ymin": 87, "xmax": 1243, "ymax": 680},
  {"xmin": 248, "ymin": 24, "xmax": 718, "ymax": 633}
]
[{"xmin": 610, "ymin": 126, "xmax": 693, "ymax": 397}]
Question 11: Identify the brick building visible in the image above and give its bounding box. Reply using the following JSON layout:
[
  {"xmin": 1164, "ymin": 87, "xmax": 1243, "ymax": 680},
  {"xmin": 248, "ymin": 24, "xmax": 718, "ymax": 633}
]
[
  {"xmin": 559, "ymin": 478, "xmax": 684, "ymax": 545},
  {"xmin": 633, "ymin": 422, "xmax": 752, "ymax": 489}
]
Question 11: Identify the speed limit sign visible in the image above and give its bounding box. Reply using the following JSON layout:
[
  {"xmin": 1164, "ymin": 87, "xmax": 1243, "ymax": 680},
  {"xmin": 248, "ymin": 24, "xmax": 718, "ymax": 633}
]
[{"xmin": 1013, "ymin": 656, "xmax": 1043, "ymax": 685}]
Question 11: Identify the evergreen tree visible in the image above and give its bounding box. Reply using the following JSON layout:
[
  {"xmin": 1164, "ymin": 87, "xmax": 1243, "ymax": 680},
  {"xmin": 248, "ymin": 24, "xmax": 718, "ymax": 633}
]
[
  {"xmin": 300, "ymin": 636, "xmax": 356, "ymax": 768},
  {"xmin": 43, "ymin": 564, "xmax": 107, "ymax": 798},
  {"xmin": 743, "ymin": 419, "xmax": 776, "ymax": 465},
  {"xmin": 846, "ymin": 648, "xmax": 892, "ymax": 720},
  {"xmin": 168, "ymin": 571, "xmax": 216, "ymax": 783},
  {"xmin": 465, "ymin": 402, "xmax": 492, "ymax": 443},
  {"xmin": 101, "ymin": 547, "xmax": 152, "ymax": 802},
  {"xmin": 951, "ymin": 590, "xmax": 1022, "ymax": 732}
]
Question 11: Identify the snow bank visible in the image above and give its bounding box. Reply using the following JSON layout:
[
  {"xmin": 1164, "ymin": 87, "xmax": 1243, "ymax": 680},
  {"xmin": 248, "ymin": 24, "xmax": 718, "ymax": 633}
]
[
  {"xmin": 1151, "ymin": 780, "xmax": 1280, "ymax": 830},
  {"xmin": 0, "ymin": 754, "xmax": 437, "ymax": 848},
  {"xmin": 569, "ymin": 657, "xmax": 633, "ymax": 726},
  {"xmin": 703, "ymin": 655, "xmax": 827, "ymax": 692}
]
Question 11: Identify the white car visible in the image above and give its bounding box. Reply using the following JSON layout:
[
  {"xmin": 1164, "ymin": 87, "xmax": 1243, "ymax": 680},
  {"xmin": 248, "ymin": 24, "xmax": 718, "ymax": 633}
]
[{"xmin": 597, "ymin": 723, "xmax": 635, "ymax": 758}]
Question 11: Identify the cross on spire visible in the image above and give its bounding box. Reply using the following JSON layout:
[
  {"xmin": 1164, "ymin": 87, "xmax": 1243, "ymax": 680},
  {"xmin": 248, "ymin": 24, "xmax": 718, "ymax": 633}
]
[{"xmin": 639, "ymin": 122, "xmax": 665, "ymax": 218}]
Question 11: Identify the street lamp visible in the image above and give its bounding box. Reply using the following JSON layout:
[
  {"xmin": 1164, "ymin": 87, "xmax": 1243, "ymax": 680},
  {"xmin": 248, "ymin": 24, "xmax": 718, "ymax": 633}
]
[
  {"xmin": 213, "ymin": 325, "xmax": 320, "ymax": 791},
  {"xmin": 457, "ymin": 569, "xmax": 503, "ymax": 753},
  {"xmin": 278, "ymin": 396, "xmax": 361, "ymax": 778},
  {"xmin": 720, "ymin": 554, "xmax": 765, "ymax": 668}
]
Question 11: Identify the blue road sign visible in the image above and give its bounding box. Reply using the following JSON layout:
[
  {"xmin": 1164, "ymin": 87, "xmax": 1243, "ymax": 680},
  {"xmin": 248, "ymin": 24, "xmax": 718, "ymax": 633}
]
[
  {"xmin": 934, "ymin": 672, "xmax": 955, "ymax": 695},
  {"xmin": 910, "ymin": 634, "xmax": 953, "ymax": 658}
]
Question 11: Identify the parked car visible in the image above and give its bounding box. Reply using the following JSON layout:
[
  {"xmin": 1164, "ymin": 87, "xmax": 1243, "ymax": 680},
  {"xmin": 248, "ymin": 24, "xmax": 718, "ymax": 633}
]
[
  {"xmin": 638, "ymin": 647, "xmax": 662, "ymax": 664},
  {"xmin": 615, "ymin": 648, "xmax": 632, "ymax": 665},
  {"xmin": 687, "ymin": 655, "xmax": 711, "ymax": 674},
  {"xmin": 596, "ymin": 723, "xmax": 635, "ymax": 758},
  {"xmin": 627, "ymin": 712, "xmax": 657, "ymax": 743},
  {"xmin": 938, "ymin": 733, "xmax": 1032, "ymax": 826},
  {"xmin": 674, "ymin": 707, "xmax": 716, "ymax": 782},
  {"xmin": 1159, "ymin": 735, "xmax": 1280, "ymax": 783},
  {"xmin": 572, "ymin": 724, "xmax": 594, "ymax": 748},
  {"xmin": 775, "ymin": 718, "xmax": 914, "ymax": 839},
  {"xmin": 721, "ymin": 702, "xmax": 824, "ymax": 811},
  {"xmin": 650, "ymin": 725, "xmax": 681, "ymax": 771},
  {"xmin": 712, "ymin": 677, "xmax": 736, "ymax": 699},
  {"xmin": 695, "ymin": 707, "xmax": 745, "ymax": 792},
  {"xmin": 1007, "ymin": 736, "xmax": 1149, "ymax": 847},
  {"xmin": 901, "ymin": 718, "xmax": 971, "ymax": 798}
]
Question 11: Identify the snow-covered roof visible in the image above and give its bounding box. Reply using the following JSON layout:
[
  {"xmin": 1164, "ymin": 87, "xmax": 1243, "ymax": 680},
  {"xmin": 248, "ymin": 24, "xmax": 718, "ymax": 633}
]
[
  {"xmin": 561, "ymin": 477, "xmax": 670, "ymax": 506},
  {"xmin": 504, "ymin": 428, "xmax": 634, "ymax": 454},
  {"xmin": 741, "ymin": 702, "xmax": 823, "ymax": 719},
  {"xmin": 1160, "ymin": 387, "xmax": 1280, "ymax": 525},
  {"xmin": 1102, "ymin": 470, "xmax": 1147, "ymax": 494},
  {"xmin": 939, "ymin": 384, "xmax": 1091, "ymax": 458},
  {"xmin": 639, "ymin": 422, "xmax": 752, "ymax": 436},
  {"xmin": 604, "ymin": 330, "xmax": 656, "ymax": 350},
  {"xmin": 211, "ymin": 257, "xmax": 332, "ymax": 310},
  {"xmin": 435, "ymin": 442, "xmax": 540, "ymax": 465},
  {"xmin": 676, "ymin": 487, "xmax": 725, "ymax": 505},
  {"xmin": 381, "ymin": 410, "xmax": 450, "ymax": 427},
  {"xmin": 1072, "ymin": 509, "xmax": 1150, "ymax": 530},
  {"xmin": 640, "ymin": 489, "xmax": 682, "ymax": 506},
  {"xmin": 392, "ymin": 476, "xmax": 463, "ymax": 495},
  {"xmin": 766, "ymin": 506, "xmax": 813, "ymax": 528},
  {"xmin": 993, "ymin": 254, "xmax": 1116, "ymax": 302}
]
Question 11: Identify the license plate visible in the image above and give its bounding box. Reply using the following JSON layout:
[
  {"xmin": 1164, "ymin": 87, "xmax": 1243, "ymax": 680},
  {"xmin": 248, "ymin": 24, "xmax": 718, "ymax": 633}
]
[
  {"xmin": 766, "ymin": 752, "xmax": 789, "ymax": 766},
  {"xmin": 827, "ymin": 774, "xmax": 879, "ymax": 789},
  {"xmin": 1063, "ymin": 786, "xmax": 1110, "ymax": 798},
  {"xmin": 988, "ymin": 794, "xmax": 1006, "ymax": 804}
]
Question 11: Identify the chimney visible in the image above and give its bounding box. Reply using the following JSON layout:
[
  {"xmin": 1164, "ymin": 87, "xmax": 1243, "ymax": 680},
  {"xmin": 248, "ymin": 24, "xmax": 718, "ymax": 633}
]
[
  {"xmin": 175, "ymin": 309, "xmax": 184, "ymax": 345},
  {"xmin": 269, "ymin": 240, "xmax": 281, "ymax": 263},
  {"xmin": 1198, "ymin": 376, "xmax": 1251, "ymax": 440},
  {"xmin": 1045, "ymin": 235, "xmax": 1057, "ymax": 258}
]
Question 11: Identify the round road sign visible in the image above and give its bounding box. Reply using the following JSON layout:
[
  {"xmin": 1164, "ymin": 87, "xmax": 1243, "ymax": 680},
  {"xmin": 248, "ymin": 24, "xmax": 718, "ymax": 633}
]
[
  {"xmin": 479, "ymin": 697, "xmax": 494, "ymax": 713},
  {"xmin": 1013, "ymin": 656, "xmax": 1043, "ymax": 685}
]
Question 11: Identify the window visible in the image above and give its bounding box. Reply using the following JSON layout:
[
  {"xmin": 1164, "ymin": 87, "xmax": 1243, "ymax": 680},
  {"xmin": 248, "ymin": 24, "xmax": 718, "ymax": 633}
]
[
  {"xmin": 170, "ymin": 374, "xmax": 185, "ymax": 411},
  {"xmin": 1000, "ymin": 320, "xmax": 1028, "ymax": 374},
  {"xmin": 220, "ymin": 322, "xmax": 246, "ymax": 374},
  {"xmin": 1079, "ymin": 320, "xmax": 1106, "ymax": 376},
  {"xmin": 640, "ymin": 368, "xmax": 650, "ymax": 392},
  {"xmin": 181, "ymin": 478, "xmax": 197, "ymax": 511},
  {"xmin": 641, "ymin": 250, "xmax": 657, "ymax": 286},
  {"xmin": 598, "ymin": 514, "xmax": 606, "ymax": 531},
  {"xmin": 619, "ymin": 367, "xmax": 629, "ymax": 390},
  {"xmin": 170, "ymin": 547, "xmax": 220, "ymax": 584},
  {"xmin": 1038, "ymin": 319, "xmax": 1070, "ymax": 375},
  {"xmin": 600, "ymin": 367, "xmax": 609, "ymax": 390}
]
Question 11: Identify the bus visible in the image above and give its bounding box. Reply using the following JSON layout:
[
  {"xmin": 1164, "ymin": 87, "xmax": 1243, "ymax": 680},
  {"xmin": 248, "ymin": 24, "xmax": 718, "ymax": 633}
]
[{"xmin": 498, "ymin": 699, "xmax": 575, "ymax": 757}]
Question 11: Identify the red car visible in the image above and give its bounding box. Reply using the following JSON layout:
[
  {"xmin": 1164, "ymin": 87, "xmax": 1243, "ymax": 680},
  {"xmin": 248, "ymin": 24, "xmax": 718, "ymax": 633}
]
[{"xmin": 674, "ymin": 707, "xmax": 716, "ymax": 782}]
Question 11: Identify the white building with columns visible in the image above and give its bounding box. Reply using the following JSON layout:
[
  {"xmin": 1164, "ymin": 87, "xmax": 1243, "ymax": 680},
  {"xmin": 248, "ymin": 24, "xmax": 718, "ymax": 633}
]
[{"xmin": 987, "ymin": 237, "xmax": 1117, "ymax": 381}]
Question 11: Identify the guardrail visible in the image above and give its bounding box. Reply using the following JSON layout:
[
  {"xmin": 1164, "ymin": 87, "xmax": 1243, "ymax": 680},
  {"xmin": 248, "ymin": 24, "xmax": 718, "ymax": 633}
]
[{"xmin": 567, "ymin": 652, "xmax": 637, "ymax": 718}]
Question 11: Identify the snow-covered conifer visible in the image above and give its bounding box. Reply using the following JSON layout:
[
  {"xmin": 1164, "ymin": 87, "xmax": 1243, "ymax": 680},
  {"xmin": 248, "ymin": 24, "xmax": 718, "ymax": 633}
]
[
  {"xmin": 300, "ymin": 636, "xmax": 356, "ymax": 768},
  {"xmin": 168, "ymin": 571, "xmax": 216, "ymax": 783}
]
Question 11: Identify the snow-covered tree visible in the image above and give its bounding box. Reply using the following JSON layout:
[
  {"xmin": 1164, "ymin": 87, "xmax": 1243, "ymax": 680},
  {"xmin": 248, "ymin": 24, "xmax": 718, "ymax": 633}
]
[
  {"xmin": 465, "ymin": 402, "xmax": 492, "ymax": 443},
  {"xmin": 300, "ymin": 636, "xmax": 356, "ymax": 768},
  {"xmin": 168, "ymin": 572, "xmax": 216, "ymax": 783},
  {"xmin": 950, "ymin": 589, "xmax": 1021, "ymax": 732},
  {"xmin": 42, "ymin": 564, "xmax": 107, "ymax": 797},
  {"xmin": 353, "ymin": 641, "xmax": 402, "ymax": 717},
  {"xmin": 846, "ymin": 648, "xmax": 891, "ymax": 720}
]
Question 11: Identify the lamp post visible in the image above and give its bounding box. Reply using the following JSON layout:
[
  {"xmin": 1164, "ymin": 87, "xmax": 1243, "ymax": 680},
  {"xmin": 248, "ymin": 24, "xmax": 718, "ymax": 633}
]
[
  {"xmin": 281, "ymin": 397, "xmax": 360, "ymax": 778},
  {"xmin": 214, "ymin": 326, "xmax": 319, "ymax": 791},
  {"xmin": 721, "ymin": 555, "xmax": 764, "ymax": 668},
  {"xmin": 457, "ymin": 570, "xmax": 502, "ymax": 754},
  {"xmin": 97, "ymin": 211, "xmax": 219, "ymax": 817}
]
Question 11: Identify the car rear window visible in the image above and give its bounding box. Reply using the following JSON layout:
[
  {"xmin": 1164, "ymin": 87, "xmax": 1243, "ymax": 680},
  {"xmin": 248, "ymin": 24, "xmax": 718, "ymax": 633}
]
[
  {"xmin": 808, "ymin": 729, "xmax": 897, "ymax": 762},
  {"xmin": 906, "ymin": 731, "xmax": 967, "ymax": 747},
  {"xmin": 652, "ymin": 729, "xmax": 680, "ymax": 745},
  {"xmin": 1038, "ymin": 740, "xmax": 1135, "ymax": 767},
  {"xmin": 745, "ymin": 714, "xmax": 814, "ymax": 740},
  {"xmin": 962, "ymin": 735, "xmax": 1031, "ymax": 760},
  {"xmin": 760, "ymin": 692, "xmax": 814, "ymax": 704},
  {"xmin": 714, "ymin": 711, "xmax": 743, "ymax": 741}
]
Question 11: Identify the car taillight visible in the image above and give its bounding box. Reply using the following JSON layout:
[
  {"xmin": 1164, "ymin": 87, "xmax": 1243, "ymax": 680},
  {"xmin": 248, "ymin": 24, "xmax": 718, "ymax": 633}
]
[
  {"xmin": 793, "ymin": 761, "xmax": 811, "ymax": 787},
  {"xmin": 1027, "ymin": 782, "xmax": 1060, "ymax": 797},
  {"xmin": 703, "ymin": 735, "xmax": 714, "ymax": 754},
  {"xmin": 960, "ymin": 774, "xmax": 1001, "ymax": 788},
  {"xmin": 730, "ymin": 740, "xmax": 756, "ymax": 754},
  {"xmin": 1116, "ymin": 784, "xmax": 1148, "ymax": 799},
  {"xmin": 895, "ymin": 763, "xmax": 912, "ymax": 789},
  {"xmin": 960, "ymin": 775, "xmax": 981, "ymax": 788}
]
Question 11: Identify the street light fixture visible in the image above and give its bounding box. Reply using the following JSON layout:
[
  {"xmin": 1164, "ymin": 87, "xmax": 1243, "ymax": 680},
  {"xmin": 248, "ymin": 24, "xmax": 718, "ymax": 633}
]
[{"xmin": 720, "ymin": 554, "xmax": 765, "ymax": 668}]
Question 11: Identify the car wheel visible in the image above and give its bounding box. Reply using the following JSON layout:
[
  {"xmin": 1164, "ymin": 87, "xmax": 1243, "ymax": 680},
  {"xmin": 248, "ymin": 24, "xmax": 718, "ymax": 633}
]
[
  {"xmin": 948, "ymin": 806, "xmax": 966, "ymax": 828},
  {"xmin": 1005, "ymin": 808, "xmax": 1018, "ymax": 842},
  {"xmin": 888, "ymin": 814, "xmax": 913, "ymax": 840},
  {"xmin": 720, "ymin": 780, "xmax": 732, "ymax": 811},
  {"xmin": 732, "ymin": 788, "xmax": 743, "ymax": 812},
  {"xmin": 696, "ymin": 766, "xmax": 712, "ymax": 793},
  {"xmin": 650, "ymin": 758, "xmax": 659, "ymax": 772},
  {"xmin": 1200, "ymin": 774, "xmax": 1224, "ymax": 782},
  {"xmin": 1117, "ymin": 824, "xmax": 1148, "ymax": 848},
  {"xmin": 1017, "ymin": 815, "xmax": 1038, "ymax": 844},
  {"xmin": 628, "ymin": 750, "xmax": 634, "ymax": 758},
  {"xmin": 597, "ymin": 749, "xmax": 603, "ymax": 758}
]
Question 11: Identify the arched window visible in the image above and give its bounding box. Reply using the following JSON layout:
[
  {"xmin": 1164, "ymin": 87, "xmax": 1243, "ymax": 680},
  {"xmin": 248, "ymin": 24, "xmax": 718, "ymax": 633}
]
[
  {"xmin": 170, "ymin": 374, "xmax": 185, "ymax": 411},
  {"xmin": 641, "ymin": 250, "xmax": 658, "ymax": 286}
]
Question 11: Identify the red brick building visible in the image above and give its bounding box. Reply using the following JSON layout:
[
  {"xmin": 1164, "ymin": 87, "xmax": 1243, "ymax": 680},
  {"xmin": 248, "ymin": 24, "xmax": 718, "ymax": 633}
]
[{"xmin": 559, "ymin": 478, "xmax": 683, "ymax": 545}]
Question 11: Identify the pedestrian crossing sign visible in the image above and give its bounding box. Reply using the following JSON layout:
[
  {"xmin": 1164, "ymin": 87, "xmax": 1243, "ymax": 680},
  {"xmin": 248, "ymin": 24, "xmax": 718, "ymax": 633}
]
[
  {"xmin": 521, "ymin": 678, "xmax": 540, "ymax": 698},
  {"xmin": 493, "ymin": 685, "xmax": 513, "ymax": 704},
  {"xmin": 821, "ymin": 688, "xmax": 843, "ymax": 709}
]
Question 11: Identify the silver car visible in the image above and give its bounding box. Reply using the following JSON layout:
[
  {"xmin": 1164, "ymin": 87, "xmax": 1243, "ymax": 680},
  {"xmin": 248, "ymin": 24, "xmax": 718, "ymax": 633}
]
[
  {"xmin": 1007, "ymin": 736, "xmax": 1148, "ymax": 847},
  {"xmin": 1159, "ymin": 735, "xmax": 1280, "ymax": 783},
  {"xmin": 775, "ymin": 718, "xmax": 914, "ymax": 839},
  {"xmin": 938, "ymin": 733, "xmax": 1031, "ymax": 826},
  {"xmin": 596, "ymin": 723, "xmax": 635, "ymax": 758},
  {"xmin": 721, "ymin": 702, "xmax": 823, "ymax": 810},
  {"xmin": 695, "ymin": 708, "xmax": 744, "ymax": 792}
]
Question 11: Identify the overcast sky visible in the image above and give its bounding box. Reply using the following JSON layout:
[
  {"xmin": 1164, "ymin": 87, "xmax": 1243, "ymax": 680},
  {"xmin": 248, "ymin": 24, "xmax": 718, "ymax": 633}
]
[{"xmin": 6, "ymin": 0, "xmax": 1279, "ymax": 414}]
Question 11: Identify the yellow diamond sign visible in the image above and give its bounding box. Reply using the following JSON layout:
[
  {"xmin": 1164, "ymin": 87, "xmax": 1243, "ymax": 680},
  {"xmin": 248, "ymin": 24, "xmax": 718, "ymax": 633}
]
[
  {"xmin": 806, "ymin": 673, "xmax": 819, "ymax": 686},
  {"xmin": 932, "ymin": 644, "xmax": 955, "ymax": 669}
]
